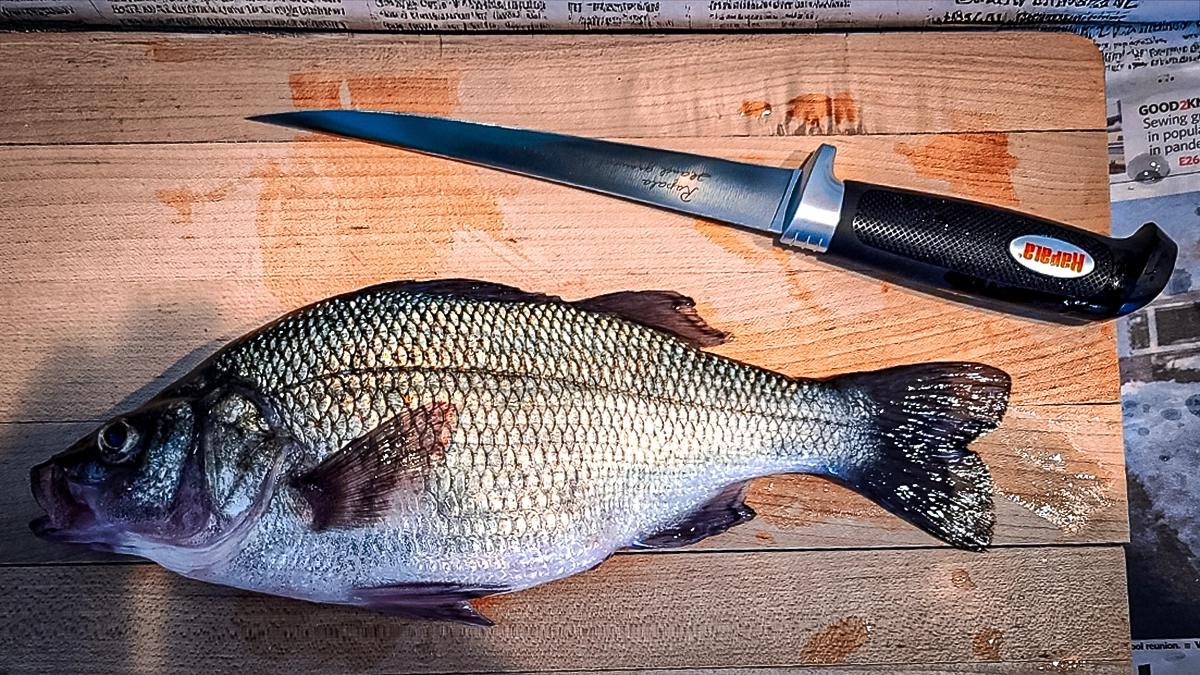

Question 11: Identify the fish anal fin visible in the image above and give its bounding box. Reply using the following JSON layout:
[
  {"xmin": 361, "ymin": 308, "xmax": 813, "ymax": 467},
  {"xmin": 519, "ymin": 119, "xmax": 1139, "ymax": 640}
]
[
  {"xmin": 293, "ymin": 401, "xmax": 455, "ymax": 530},
  {"xmin": 354, "ymin": 582, "xmax": 506, "ymax": 626},
  {"xmin": 633, "ymin": 481, "xmax": 755, "ymax": 549},
  {"xmin": 573, "ymin": 290, "xmax": 728, "ymax": 348}
]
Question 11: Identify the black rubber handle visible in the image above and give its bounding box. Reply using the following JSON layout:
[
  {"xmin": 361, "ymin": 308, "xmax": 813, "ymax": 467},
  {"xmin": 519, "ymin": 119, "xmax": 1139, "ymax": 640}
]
[{"xmin": 823, "ymin": 181, "xmax": 1177, "ymax": 323}]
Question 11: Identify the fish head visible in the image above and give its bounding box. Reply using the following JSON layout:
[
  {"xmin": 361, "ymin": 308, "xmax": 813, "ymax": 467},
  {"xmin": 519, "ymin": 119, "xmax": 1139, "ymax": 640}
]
[{"xmin": 30, "ymin": 398, "xmax": 206, "ymax": 555}]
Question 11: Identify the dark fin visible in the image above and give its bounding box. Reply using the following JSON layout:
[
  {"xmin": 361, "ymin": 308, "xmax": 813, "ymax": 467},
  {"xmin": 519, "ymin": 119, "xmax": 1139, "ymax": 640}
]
[
  {"xmin": 831, "ymin": 362, "xmax": 1010, "ymax": 551},
  {"xmin": 293, "ymin": 401, "xmax": 455, "ymax": 530},
  {"xmin": 374, "ymin": 278, "xmax": 562, "ymax": 305},
  {"xmin": 573, "ymin": 290, "xmax": 728, "ymax": 348},
  {"xmin": 631, "ymin": 481, "xmax": 756, "ymax": 549},
  {"xmin": 354, "ymin": 582, "xmax": 505, "ymax": 626}
]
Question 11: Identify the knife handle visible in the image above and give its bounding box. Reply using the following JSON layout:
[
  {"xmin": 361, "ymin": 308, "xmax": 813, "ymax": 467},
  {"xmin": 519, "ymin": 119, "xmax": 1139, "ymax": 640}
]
[{"xmin": 818, "ymin": 180, "xmax": 1176, "ymax": 322}]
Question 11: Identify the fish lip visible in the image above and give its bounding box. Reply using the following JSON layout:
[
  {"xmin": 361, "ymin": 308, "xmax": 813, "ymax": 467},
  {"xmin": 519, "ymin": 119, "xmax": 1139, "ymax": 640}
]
[
  {"xmin": 29, "ymin": 514, "xmax": 62, "ymax": 539},
  {"xmin": 29, "ymin": 461, "xmax": 85, "ymax": 537}
]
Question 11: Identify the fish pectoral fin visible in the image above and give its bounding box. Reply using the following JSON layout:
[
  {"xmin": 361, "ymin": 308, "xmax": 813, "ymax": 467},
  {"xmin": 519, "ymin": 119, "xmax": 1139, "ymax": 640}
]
[
  {"xmin": 631, "ymin": 481, "xmax": 756, "ymax": 549},
  {"xmin": 292, "ymin": 401, "xmax": 456, "ymax": 530},
  {"xmin": 353, "ymin": 582, "xmax": 507, "ymax": 626},
  {"xmin": 572, "ymin": 290, "xmax": 728, "ymax": 348}
]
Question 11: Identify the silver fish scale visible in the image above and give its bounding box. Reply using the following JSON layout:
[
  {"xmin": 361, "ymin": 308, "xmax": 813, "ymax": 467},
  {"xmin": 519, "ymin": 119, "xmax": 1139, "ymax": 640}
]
[{"xmin": 208, "ymin": 287, "xmax": 851, "ymax": 588}]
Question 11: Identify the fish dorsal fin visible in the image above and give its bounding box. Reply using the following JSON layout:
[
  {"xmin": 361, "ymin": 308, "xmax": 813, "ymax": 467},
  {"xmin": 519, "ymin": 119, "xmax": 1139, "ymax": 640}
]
[
  {"xmin": 375, "ymin": 279, "xmax": 561, "ymax": 305},
  {"xmin": 573, "ymin": 290, "xmax": 728, "ymax": 348},
  {"xmin": 631, "ymin": 481, "xmax": 755, "ymax": 549},
  {"xmin": 368, "ymin": 280, "xmax": 727, "ymax": 348},
  {"xmin": 293, "ymin": 401, "xmax": 455, "ymax": 530}
]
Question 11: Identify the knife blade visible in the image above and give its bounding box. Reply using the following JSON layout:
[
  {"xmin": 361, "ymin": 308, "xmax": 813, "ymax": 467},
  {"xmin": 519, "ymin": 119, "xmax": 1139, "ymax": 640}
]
[{"xmin": 250, "ymin": 110, "xmax": 1176, "ymax": 323}]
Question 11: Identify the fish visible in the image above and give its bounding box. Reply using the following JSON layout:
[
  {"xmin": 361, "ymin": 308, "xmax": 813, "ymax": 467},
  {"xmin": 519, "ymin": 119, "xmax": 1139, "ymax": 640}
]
[{"xmin": 31, "ymin": 279, "xmax": 1011, "ymax": 626}]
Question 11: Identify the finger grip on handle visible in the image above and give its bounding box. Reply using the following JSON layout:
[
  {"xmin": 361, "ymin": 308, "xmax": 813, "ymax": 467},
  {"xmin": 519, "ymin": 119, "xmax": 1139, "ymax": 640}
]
[{"xmin": 824, "ymin": 181, "xmax": 1177, "ymax": 322}]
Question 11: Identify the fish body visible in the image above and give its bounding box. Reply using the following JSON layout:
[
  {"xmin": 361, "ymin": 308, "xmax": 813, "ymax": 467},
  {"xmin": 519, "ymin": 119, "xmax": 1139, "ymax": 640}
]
[{"xmin": 31, "ymin": 280, "xmax": 1009, "ymax": 625}]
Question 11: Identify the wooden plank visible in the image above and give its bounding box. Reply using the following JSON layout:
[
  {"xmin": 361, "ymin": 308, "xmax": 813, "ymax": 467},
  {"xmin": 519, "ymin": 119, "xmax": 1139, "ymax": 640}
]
[
  {"xmin": 0, "ymin": 133, "xmax": 1125, "ymax": 564},
  {"xmin": 0, "ymin": 32, "xmax": 1105, "ymax": 144},
  {"xmin": 0, "ymin": 546, "xmax": 1130, "ymax": 674},
  {"xmin": 0, "ymin": 132, "xmax": 1117, "ymax": 419}
]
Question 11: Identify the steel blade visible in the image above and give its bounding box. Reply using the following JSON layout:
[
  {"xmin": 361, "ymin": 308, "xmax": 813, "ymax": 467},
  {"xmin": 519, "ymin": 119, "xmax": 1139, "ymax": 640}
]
[{"xmin": 250, "ymin": 111, "xmax": 800, "ymax": 234}]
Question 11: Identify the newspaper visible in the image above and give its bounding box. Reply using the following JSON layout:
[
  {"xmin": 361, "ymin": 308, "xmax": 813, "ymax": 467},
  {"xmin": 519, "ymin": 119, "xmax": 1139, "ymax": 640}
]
[
  {"xmin": 1104, "ymin": 29, "xmax": 1200, "ymax": 661},
  {"xmin": 1, "ymin": 0, "xmax": 1197, "ymax": 31},
  {"xmin": 1133, "ymin": 639, "xmax": 1200, "ymax": 675}
]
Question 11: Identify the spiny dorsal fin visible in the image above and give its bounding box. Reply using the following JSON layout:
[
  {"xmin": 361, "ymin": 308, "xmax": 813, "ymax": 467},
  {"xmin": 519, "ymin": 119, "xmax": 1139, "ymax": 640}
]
[
  {"xmin": 376, "ymin": 279, "xmax": 561, "ymax": 305},
  {"xmin": 359, "ymin": 280, "xmax": 728, "ymax": 348},
  {"xmin": 293, "ymin": 401, "xmax": 455, "ymax": 530},
  {"xmin": 573, "ymin": 290, "xmax": 728, "ymax": 348}
]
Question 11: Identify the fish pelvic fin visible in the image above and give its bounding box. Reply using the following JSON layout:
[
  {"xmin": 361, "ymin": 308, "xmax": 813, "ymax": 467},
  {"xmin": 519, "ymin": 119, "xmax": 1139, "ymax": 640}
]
[{"xmin": 828, "ymin": 362, "xmax": 1010, "ymax": 551}]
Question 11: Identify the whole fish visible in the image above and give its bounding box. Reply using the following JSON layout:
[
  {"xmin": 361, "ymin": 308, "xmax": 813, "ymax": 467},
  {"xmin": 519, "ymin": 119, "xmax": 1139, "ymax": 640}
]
[{"xmin": 31, "ymin": 279, "xmax": 1010, "ymax": 625}]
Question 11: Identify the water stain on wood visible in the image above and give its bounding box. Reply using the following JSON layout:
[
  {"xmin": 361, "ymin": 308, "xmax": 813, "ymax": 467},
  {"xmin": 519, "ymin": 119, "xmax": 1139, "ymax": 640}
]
[
  {"xmin": 739, "ymin": 100, "xmax": 773, "ymax": 118},
  {"xmin": 287, "ymin": 73, "xmax": 345, "ymax": 110},
  {"xmin": 894, "ymin": 131, "xmax": 1020, "ymax": 206},
  {"xmin": 973, "ymin": 627, "xmax": 1003, "ymax": 660},
  {"xmin": 155, "ymin": 187, "xmax": 228, "ymax": 224},
  {"xmin": 784, "ymin": 92, "xmax": 862, "ymax": 135},
  {"xmin": 951, "ymin": 568, "xmax": 977, "ymax": 590},
  {"xmin": 978, "ymin": 411, "xmax": 1116, "ymax": 534},
  {"xmin": 800, "ymin": 616, "xmax": 870, "ymax": 664},
  {"xmin": 254, "ymin": 72, "xmax": 511, "ymax": 308}
]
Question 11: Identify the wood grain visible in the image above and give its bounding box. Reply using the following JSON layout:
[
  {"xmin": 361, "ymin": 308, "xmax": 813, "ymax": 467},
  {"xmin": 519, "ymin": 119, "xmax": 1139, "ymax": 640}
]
[
  {"xmin": 0, "ymin": 31, "xmax": 1127, "ymax": 674},
  {"xmin": 0, "ymin": 134, "xmax": 1124, "ymax": 562},
  {"xmin": 0, "ymin": 32, "xmax": 1105, "ymax": 144},
  {"xmin": 0, "ymin": 546, "xmax": 1129, "ymax": 674}
]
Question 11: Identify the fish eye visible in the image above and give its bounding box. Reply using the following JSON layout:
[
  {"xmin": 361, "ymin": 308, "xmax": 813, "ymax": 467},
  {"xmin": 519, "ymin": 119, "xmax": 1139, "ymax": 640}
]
[
  {"xmin": 97, "ymin": 419, "xmax": 138, "ymax": 464},
  {"xmin": 103, "ymin": 422, "xmax": 127, "ymax": 450}
]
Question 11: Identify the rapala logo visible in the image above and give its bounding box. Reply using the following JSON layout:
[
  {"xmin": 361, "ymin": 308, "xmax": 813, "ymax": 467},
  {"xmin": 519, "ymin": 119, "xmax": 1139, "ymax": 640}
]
[{"xmin": 1008, "ymin": 235, "xmax": 1095, "ymax": 279}]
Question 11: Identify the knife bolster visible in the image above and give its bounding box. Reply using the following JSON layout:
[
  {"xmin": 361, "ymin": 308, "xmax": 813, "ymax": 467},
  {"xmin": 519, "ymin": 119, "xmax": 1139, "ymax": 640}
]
[{"xmin": 778, "ymin": 144, "xmax": 844, "ymax": 253}]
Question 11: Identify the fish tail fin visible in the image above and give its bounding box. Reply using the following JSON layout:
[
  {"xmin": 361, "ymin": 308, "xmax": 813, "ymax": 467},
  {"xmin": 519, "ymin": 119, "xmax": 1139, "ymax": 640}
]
[{"xmin": 824, "ymin": 362, "xmax": 1010, "ymax": 550}]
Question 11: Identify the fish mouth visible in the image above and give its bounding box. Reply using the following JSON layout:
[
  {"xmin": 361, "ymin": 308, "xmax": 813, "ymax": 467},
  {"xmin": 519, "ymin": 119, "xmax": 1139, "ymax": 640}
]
[{"xmin": 29, "ymin": 461, "xmax": 92, "ymax": 541}]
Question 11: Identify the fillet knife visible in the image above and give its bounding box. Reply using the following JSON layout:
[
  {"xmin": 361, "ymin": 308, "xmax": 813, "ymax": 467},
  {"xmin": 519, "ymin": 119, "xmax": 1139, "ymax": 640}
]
[{"xmin": 251, "ymin": 110, "xmax": 1176, "ymax": 323}]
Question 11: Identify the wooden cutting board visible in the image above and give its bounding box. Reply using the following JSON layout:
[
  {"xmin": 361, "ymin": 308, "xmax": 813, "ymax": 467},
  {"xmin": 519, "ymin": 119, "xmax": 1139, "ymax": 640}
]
[{"xmin": 0, "ymin": 32, "xmax": 1129, "ymax": 674}]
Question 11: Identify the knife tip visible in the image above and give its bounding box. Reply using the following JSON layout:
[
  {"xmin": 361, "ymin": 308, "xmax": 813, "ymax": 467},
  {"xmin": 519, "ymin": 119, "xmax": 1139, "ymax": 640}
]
[{"xmin": 246, "ymin": 112, "xmax": 294, "ymax": 125}]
